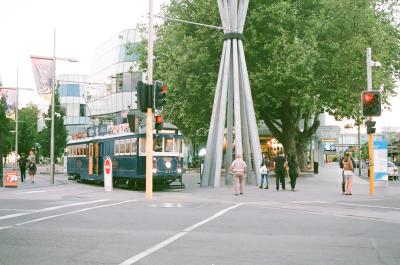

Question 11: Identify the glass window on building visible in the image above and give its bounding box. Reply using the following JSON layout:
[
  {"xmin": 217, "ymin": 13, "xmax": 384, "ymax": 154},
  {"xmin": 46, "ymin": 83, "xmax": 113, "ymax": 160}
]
[
  {"xmin": 80, "ymin": 104, "xmax": 85, "ymax": 117},
  {"xmin": 116, "ymin": 73, "xmax": 123, "ymax": 93}
]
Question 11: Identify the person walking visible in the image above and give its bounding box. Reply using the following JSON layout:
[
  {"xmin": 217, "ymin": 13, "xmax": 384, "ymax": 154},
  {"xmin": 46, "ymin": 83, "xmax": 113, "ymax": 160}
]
[
  {"xmin": 229, "ymin": 154, "xmax": 247, "ymax": 195},
  {"xmin": 342, "ymin": 153, "xmax": 354, "ymax": 195},
  {"xmin": 18, "ymin": 153, "xmax": 27, "ymax": 183},
  {"xmin": 259, "ymin": 153, "xmax": 269, "ymax": 189},
  {"xmin": 288, "ymin": 154, "xmax": 300, "ymax": 191},
  {"xmin": 339, "ymin": 152, "xmax": 356, "ymax": 194},
  {"xmin": 27, "ymin": 150, "xmax": 37, "ymax": 184},
  {"xmin": 274, "ymin": 151, "xmax": 287, "ymax": 191}
]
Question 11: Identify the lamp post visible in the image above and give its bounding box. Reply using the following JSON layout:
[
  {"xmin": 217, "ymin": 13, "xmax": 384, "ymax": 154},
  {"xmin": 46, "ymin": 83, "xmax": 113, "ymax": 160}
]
[{"xmin": 31, "ymin": 30, "xmax": 78, "ymax": 184}]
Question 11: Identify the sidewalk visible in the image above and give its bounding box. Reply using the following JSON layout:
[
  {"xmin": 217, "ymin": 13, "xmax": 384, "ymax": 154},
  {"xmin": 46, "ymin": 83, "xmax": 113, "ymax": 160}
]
[
  {"xmin": 1, "ymin": 166, "xmax": 67, "ymax": 192},
  {"xmin": 180, "ymin": 162, "xmax": 400, "ymax": 202}
]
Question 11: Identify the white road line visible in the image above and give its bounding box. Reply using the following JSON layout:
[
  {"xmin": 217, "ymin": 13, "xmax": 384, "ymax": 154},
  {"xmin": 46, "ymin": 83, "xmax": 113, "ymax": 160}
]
[
  {"xmin": 15, "ymin": 200, "xmax": 136, "ymax": 226},
  {"xmin": 290, "ymin": 201, "xmax": 400, "ymax": 211},
  {"xmin": 118, "ymin": 203, "xmax": 243, "ymax": 265},
  {"xmin": 0, "ymin": 199, "xmax": 109, "ymax": 221},
  {"xmin": 0, "ymin": 209, "xmax": 36, "ymax": 212},
  {"xmin": 0, "ymin": 226, "xmax": 12, "ymax": 230},
  {"xmin": 334, "ymin": 202, "xmax": 400, "ymax": 211},
  {"xmin": 16, "ymin": 188, "xmax": 69, "ymax": 195}
]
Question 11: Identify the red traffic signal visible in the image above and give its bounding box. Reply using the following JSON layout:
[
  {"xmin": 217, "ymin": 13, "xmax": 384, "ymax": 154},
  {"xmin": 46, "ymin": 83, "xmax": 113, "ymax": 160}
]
[{"xmin": 361, "ymin": 91, "xmax": 381, "ymax": 117}]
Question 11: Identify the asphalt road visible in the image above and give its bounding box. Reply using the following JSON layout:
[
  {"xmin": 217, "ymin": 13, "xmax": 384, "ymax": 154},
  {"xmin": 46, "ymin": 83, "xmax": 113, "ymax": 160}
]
[{"xmin": 1, "ymin": 164, "xmax": 400, "ymax": 265}]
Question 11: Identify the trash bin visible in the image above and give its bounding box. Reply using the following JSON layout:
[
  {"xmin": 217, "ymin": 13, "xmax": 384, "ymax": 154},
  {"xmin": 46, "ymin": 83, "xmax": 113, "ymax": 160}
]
[{"xmin": 313, "ymin": 162, "xmax": 318, "ymax": 174}]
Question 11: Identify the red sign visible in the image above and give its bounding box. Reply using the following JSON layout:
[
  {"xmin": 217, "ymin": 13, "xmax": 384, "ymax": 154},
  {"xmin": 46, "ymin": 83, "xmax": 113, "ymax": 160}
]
[
  {"xmin": 4, "ymin": 171, "xmax": 18, "ymax": 188},
  {"xmin": 105, "ymin": 159, "xmax": 111, "ymax": 175}
]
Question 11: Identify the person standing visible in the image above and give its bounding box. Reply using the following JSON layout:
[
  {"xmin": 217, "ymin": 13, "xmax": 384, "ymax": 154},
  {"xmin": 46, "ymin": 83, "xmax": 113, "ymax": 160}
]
[
  {"xmin": 342, "ymin": 153, "xmax": 354, "ymax": 195},
  {"xmin": 274, "ymin": 151, "xmax": 287, "ymax": 191},
  {"xmin": 27, "ymin": 150, "xmax": 37, "ymax": 184},
  {"xmin": 229, "ymin": 154, "xmax": 247, "ymax": 195},
  {"xmin": 18, "ymin": 153, "xmax": 27, "ymax": 183},
  {"xmin": 260, "ymin": 153, "xmax": 269, "ymax": 189},
  {"xmin": 288, "ymin": 154, "xmax": 300, "ymax": 191},
  {"xmin": 340, "ymin": 152, "xmax": 356, "ymax": 194}
]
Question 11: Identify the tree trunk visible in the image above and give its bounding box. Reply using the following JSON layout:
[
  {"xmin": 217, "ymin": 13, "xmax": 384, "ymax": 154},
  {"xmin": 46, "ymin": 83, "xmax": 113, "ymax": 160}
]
[{"xmin": 295, "ymin": 140, "xmax": 308, "ymax": 171}]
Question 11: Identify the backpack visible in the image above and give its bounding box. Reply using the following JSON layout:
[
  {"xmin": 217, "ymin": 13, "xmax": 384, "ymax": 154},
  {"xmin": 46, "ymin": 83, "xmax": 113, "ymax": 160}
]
[
  {"xmin": 339, "ymin": 158, "xmax": 344, "ymax": 169},
  {"xmin": 28, "ymin": 162, "xmax": 36, "ymax": 170}
]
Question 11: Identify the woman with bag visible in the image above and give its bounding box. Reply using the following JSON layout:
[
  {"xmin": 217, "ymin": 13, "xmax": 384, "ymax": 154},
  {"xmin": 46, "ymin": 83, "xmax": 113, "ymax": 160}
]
[
  {"xmin": 288, "ymin": 154, "xmax": 300, "ymax": 191},
  {"xmin": 342, "ymin": 153, "xmax": 354, "ymax": 195},
  {"xmin": 259, "ymin": 153, "xmax": 269, "ymax": 189}
]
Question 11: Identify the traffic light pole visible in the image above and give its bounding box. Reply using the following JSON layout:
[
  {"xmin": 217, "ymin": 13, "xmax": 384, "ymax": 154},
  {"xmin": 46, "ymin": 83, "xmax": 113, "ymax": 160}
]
[
  {"xmin": 146, "ymin": 0, "xmax": 154, "ymax": 200},
  {"xmin": 366, "ymin": 48, "xmax": 374, "ymax": 194}
]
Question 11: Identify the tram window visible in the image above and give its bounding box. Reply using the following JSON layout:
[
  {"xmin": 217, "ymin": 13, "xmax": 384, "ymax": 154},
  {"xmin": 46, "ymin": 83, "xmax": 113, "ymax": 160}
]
[
  {"xmin": 125, "ymin": 139, "xmax": 131, "ymax": 154},
  {"xmin": 165, "ymin": 138, "xmax": 173, "ymax": 152},
  {"xmin": 154, "ymin": 137, "xmax": 163, "ymax": 152},
  {"xmin": 115, "ymin": 140, "xmax": 120, "ymax": 155},
  {"xmin": 174, "ymin": 139, "xmax": 182, "ymax": 153},
  {"xmin": 139, "ymin": 138, "xmax": 146, "ymax": 154},
  {"xmin": 131, "ymin": 138, "xmax": 137, "ymax": 154},
  {"xmin": 120, "ymin": 141, "xmax": 125, "ymax": 155}
]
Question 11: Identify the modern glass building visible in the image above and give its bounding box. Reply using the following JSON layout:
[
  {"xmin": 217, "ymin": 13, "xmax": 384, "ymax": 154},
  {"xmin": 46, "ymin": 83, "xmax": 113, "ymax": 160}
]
[
  {"xmin": 57, "ymin": 74, "xmax": 91, "ymax": 135},
  {"xmin": 86, "ymin": 29, "xmax": 145, "ymax": 123}
]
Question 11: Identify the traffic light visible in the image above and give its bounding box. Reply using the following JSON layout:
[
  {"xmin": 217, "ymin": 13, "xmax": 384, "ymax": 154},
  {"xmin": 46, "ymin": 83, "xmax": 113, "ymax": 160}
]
[
  {"xmin": 362, "ymin": 91, "xmax": 381, "ymax": 117},
  {"xmin": 137, "ymin": 81, "xmax": 153, "ymax": 113},
  {"xmin": 154, "ymin": 80, "xmax": 167, "ymax": 110},
  {"xmin": 155, "ymin": 115, "xmax": 163, "ymax": 132},
  {"xmin": 365, "ymin": 120, "xmax": 376, "ymax": 134}
]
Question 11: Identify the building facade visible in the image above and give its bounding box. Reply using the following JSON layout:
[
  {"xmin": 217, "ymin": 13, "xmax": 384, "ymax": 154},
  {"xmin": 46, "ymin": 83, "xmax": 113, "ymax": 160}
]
[{"xmin": 85, "ymin": 29, "xmax": 145, "ymax": 124}]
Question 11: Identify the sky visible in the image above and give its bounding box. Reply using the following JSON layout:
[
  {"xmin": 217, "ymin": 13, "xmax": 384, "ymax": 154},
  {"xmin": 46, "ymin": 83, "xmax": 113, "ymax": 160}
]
[
  {"xmin": 0, "ymin": 0, "xmax": 167, "ymax": 106},
  {"xmin": 0, "ymin": 0, "xmax": 399, "ymax": 130}
]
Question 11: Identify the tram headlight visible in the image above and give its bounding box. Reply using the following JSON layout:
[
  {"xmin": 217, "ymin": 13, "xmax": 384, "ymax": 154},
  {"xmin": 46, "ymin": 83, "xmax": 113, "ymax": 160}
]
[
  {"xmin": 165, "ymin": 161, "xmax": 172, "ymax": 169},
  {"xmin": 177, "ymin": 168, "xmax": 182, "ymax": 174}
]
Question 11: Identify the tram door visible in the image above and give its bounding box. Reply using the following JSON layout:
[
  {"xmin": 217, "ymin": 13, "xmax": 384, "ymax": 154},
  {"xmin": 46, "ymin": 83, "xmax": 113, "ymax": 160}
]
[
  {"xmin": 94, "ymin": 142, "xmax": 99, "ymax": 175},
  {"xmin": 88, "ymin": 143, "xmax": 93, "ymax": 175}
]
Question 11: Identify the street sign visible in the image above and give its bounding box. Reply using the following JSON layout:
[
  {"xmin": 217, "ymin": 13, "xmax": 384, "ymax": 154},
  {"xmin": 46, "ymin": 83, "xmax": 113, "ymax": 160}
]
[
  {"xmin": 4, "ymin": 171, "xmax": 18, "ymax": 188},
  {"xmin": 374, "ymin": 140, "xmax": 388, "ymax": 182},
  {"xmin": 104, "ymin": 157, "xmax": 113, "ymax": 192}
]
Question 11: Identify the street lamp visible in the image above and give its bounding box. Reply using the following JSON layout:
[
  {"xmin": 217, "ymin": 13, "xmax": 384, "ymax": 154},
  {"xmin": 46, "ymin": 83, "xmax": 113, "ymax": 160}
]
[{"xmin": 30, "ymin": 30, "xmax": 78, "ymax": 185}]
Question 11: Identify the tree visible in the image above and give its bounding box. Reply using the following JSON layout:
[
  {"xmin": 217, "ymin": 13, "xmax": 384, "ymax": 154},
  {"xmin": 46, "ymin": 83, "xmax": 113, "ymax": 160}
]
[
  {"xmin": 0, "ymin": 86, "xmax": 14, "ymax": 179},
  {"xmin": 142, "ymin": 0, "xmax": 400, "ymax": 168},
  {"xmin": 18, "ymin": 104, "xmax": 39, "ymax": 156},
  {"xmin": 38, "ymin": 88, "xmax": 67, "ymax": 159}
]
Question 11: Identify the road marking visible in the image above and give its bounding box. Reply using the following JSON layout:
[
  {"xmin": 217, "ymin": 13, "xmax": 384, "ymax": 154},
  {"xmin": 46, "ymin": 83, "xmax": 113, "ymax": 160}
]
[
  {"xmin": 290, "ymin": 201, "xmax": 400, "ymax": 211},
  {"xmin": 15, "ymin": 188, "xmax": 69, "ymax": 195},
  {"xmin": 0, "ymin": 199, "xmax": 109, "ymax": 221},
  {"xmin": 118, "ymin": 203, "xmax": 243, "ymax": 265},
  {"xmin": 334, "ymin": 202, "xmax": 400, "ymax": 211},
  {"xmin": 0, "ymin": 209, "xmax": 36, "ymax": 212},
  {"xmin": 15, "ymin": 200, "xmax": 136, "ymax": 226},
  {"xmin": 0, "ymin": 226, "xmax": 12, "ymax": 230}
]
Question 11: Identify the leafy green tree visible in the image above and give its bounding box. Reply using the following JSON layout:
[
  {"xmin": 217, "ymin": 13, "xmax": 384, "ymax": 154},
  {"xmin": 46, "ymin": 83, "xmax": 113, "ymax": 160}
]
[
  {"xmin": 140, "ymin": 0, "xmax": 400, "ymax": 168},
  {"xmin": 38, "ymin": 89, "xmax": 67, "ymax": 160},
  {"xmin": 0, "ymin": 87, "xmax": 15, "ymax": 178},
  {"xmin": 18, "ymin": 104, "xmax": 39, "ymax": 156}
]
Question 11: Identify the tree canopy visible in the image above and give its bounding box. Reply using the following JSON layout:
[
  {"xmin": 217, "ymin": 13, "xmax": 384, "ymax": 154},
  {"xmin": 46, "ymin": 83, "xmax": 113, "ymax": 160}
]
[{"xmin": 144, "ymin": 0, "xmax": 399, "ymax": 166}]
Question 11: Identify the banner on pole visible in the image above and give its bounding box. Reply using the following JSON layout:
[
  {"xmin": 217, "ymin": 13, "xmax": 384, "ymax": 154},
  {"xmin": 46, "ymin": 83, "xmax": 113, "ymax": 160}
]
[{"xmin": 31, "ymin": 57, "xmax": 54, "ymax": 94}]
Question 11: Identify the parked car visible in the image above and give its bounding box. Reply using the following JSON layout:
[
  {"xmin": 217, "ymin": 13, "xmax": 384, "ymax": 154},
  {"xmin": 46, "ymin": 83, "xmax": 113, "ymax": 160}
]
[{"xmin": 388, "ymin": 162, "xmax": 399, "ymax": 181}]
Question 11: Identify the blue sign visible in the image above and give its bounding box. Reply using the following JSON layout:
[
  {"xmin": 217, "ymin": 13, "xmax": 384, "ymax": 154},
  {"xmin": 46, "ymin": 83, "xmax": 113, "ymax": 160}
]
[{"xmin": 374, "ymin": 140, "xmax": 388, "ymax": 181}]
